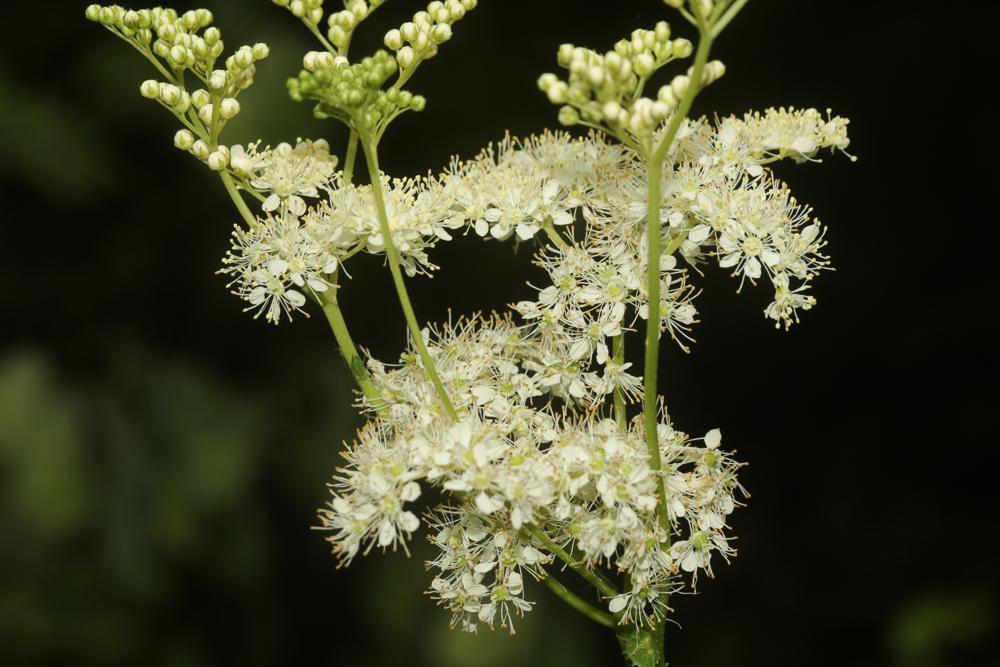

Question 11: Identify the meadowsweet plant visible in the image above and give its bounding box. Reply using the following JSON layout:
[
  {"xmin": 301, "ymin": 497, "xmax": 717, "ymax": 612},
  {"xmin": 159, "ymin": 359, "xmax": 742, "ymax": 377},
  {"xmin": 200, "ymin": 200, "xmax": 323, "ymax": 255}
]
[{"xmin": 87, "ymin": 1, "xmax": 853, "ymax": 664}]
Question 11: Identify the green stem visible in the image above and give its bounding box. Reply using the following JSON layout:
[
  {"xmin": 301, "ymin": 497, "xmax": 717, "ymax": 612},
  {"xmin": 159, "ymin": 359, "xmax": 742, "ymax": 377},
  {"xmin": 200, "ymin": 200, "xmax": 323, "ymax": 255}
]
[
  {"xmin": 319, "ymin": 279, "xmax": 387, "ymax": 413},
  {"xmin": 358, "ymin": 132, "xmax": 460, "ymax": 421},
  {"xmin": 342, "ymin": 130, "xmax": 359, "ymax": 185},
  {"xmin": 613, "ymin": 333, "xmax": 626, "ymax": 430},
  {"xmin": 643, "ymin": 25, "xmax": 714, "ymax": 536},
  {"xmin": 525, "ymin": 524, "xmax": 618, "ymax": 598},
  {"xmin": 542, "ymin": 574, "xmax": 617, "ymax": 629},
  {"xmin": 712, "ymin": 0, "xmax": 749, "ymax": 38},
  {"xmin": 617, "ymin": 624, "xmax": 666, "ymax": 667},
  {"xmin": 220, "ymin": 172, "xmax": 257, "ymax": 228},
  {"xmin": 543, "ymin": 217, "xmax": 570, "ymax": 250},
  {"xmin": 304, "ymin": 20, "xmax": 339, "ymax": 54}
]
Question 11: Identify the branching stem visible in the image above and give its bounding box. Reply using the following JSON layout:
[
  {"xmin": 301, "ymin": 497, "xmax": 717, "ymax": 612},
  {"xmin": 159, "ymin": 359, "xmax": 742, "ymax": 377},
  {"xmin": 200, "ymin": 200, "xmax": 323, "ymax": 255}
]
[{"xmin": 358, "ymin": 132, "xmax": 460, "ymax": 421}]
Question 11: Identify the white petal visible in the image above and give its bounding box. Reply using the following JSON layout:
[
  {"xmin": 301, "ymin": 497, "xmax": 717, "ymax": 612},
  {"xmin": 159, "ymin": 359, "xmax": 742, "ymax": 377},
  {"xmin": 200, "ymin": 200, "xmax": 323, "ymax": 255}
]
[
  {"xmin": 688, "ymin": 224, "xmax": 711, "ymax": 243},
  {"xmin": 262, "ymin": 194, "xmax": 281, "ymax": 212},
  {"xmin": 608, "ymin": 594, "xmax": 629, "ymax": 614},
  {"xmin": 400, "ymin": 481, "xmax": 421, "ymax": 502},
  {"xmin": 704, "ymin": 428, "xmax": 722, "ymax": 449},
  {"xmin": 399, "ymin": 511, "xmax": 419, "ymax": 533}
]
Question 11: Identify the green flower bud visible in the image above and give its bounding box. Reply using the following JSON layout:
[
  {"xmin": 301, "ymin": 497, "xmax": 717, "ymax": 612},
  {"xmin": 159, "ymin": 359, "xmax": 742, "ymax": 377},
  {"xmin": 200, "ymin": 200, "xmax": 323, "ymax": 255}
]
[
  {"xmin": 140, "ymin": 79, "xmax": 160, "ymax": 99},
  {"xmin": 546, "ymin": 80, "xmax": 568, "ymax": 104},
  {"xmin": 174, "ymin": 91, "xmax": 191, "ymax": 114},
  {"xmin": 220, "ymin": 97, "xmax": 241, "ymax": 119},
  {"xmin": 557, "ymin": 105, "xmax": 579, "ymax": 126},
  {"xmin": 174, "ymin": 129, "xmax": 195, "ymax": 150},
  {"xmin": 384, "ymin": 28, "xmax": 403, "ymax": 50},
  {"xmin": 207, "ymin": 150, "xmax": 229, "ymax": 171},
  {"xmin": 397, "ymin": 45, "xmax": 416, "ymax": 69},
  {"xmin": 197, "ymin": 104, "xmax": 214, "ymax": 125},
  {"xmin": 159, "ymin": 83, "xmax": 181, "ymax": 105},
  {"xmin": 537, "ymin": 73, "xmax": 557, "ymax": 91},
  {"xmin": 191, "ymin": 89, "xmax": 211, "ymax": 108},
  {"xmin": 411, "ymin": 95, "xmax": 426, "ymax": 111},
  {"xmin": 430, "ymin": 23, "xmax": 452, "ymax": 44},
  {"xmin": 191, "ymin": 139, "xmax": 210, "ymax": 160},
  {"xmin": 209, "ymin": 70, "xmax": 228, "ymax": 91},
  {"xmin": 234, "ymin": 46, "xmax": 254, "ymax": 69}
]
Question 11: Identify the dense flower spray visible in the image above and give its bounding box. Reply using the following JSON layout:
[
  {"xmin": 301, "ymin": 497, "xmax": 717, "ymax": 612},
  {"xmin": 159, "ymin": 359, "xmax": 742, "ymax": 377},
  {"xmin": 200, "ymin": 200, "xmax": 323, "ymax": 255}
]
[{"xmin": 88, "ymin": 1, "xmax": 852, "ymax": 665}]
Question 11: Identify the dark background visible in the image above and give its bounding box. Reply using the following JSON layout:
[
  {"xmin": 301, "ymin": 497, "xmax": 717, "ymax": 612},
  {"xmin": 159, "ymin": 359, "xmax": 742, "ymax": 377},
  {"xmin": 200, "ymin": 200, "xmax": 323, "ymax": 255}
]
[{"xmin": 1, "ymin": 1, "xmax": 996, "ymax": 665}]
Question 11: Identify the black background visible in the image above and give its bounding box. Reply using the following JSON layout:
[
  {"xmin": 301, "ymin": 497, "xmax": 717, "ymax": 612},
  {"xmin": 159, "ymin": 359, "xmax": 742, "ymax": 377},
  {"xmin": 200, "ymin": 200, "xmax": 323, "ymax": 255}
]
[{"xmin": 0, "ymin": 1, "xmax": 996, "ymax": 665}]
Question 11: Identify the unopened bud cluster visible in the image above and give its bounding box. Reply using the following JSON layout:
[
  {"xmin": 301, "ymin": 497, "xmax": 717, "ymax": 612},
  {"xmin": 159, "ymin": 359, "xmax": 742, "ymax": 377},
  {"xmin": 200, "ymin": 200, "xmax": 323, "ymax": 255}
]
[
  {"xmin": 538, "ymin": 21, "xmax": 725, "ymax": 144},
  {"xmin": 287, "ymin": 0, "xmax": 477, "ymax": 136},
  {"xmin": 86, "ymin": 5, "xmax": 223, "ymax": 74},
  {"xmin": 289, "ymin": 50, "xmax": 426, "ymax": 132},
  {"xmin": 89, "ymin": 4, "xmax": 270, "ymax": 173},
  {"xmin": 383, "ymin": 0, "xmax": 477, "ymax": 71}
]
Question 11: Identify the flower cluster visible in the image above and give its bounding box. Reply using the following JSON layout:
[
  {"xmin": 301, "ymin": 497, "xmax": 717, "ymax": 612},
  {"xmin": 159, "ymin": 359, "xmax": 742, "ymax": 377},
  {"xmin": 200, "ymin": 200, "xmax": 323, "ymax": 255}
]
[
  {"xmin": 219, "ymin": 170, "xmax": 466, "ymax": 322},
  {"xmin": 230, "ymin": 139, "xmax": 340, "ymax": 214},
  {"xmin": 90, "ymin": 1, "xmax": 855, "ymax": 648},
  {"xmin": 317, "ymin": 315, "xmax": 744, "ymax": 631}
]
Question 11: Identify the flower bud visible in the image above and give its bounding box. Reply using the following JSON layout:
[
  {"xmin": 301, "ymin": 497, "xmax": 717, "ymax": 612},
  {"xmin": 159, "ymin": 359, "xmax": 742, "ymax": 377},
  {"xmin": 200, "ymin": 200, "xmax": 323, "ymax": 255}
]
[
  {"xmin": 174, "ymin": 129, "xmax": 195, "ymax": 150},
  {"xmin": 410, "ymin": 95, "xmax": 426, "ymax": 111},
  {"xmin": 140, "ymin": 79, "xmax": 160, "ymax": 99},
  {"xmin": 546, "ymin": 81, "xmax": 568, "ymax": 104},
  {"xmin": 670, "ymin": 74, "xmax": 689, "ymax": 99},
  {"xmin": 209, "ymin": 70, "xmax": 228, "ymax": 91},
  {"xmin": 384, "ymin": 28, "xmax": 403, "ymax": 50},
  {"xmin": 430, "ymin": 24, "xmax": 452, "ymax": 44},
  {"xmin": 396, "ymin": 45, "xmax": 415, "ymax": 69},
  {"xmin": 234, "ymin": 46, "xmax": 254, "ymax": 69},
  {"xmin": 634, "ymin": 52, "xmax": 656, "ymax": 76},
  {"xmin": 654, "ymin": 21, "xmax": 671, "ymax": 43},
  {"xmin": 207, "ymin": 150, "xmax": 229, "ymax": 171},
  {"xmin": 198, "ymin": 104, "xmax": 214, "ymax": 125},
  {"xmin": 253, "ymin": 43, "xmax": 270, "ymax": 60},
  {"xmin": 220, "ymin": 98, "xmax": 241, "ymax": 119},
  {"xmin": 537, "ymin": 73, "xmax": 557, "ymax": 91},
  {"xmin": 602, "ymin": 100, "xmax": 622, "ymax": 121},
  {"xmin": 557, "ymin": 105, "xmax": 579, "ymax": 126},
  {"xmin": 191, "ymin": 139, "xmax": 210, "ymax": 160},
  {"xmin": 191, "ymin": 89, "xmax": 211, "ymax": 108},
  {"xmin": 159, "ymin": 83, "xmax": 181, "ymax": 106},
  {"xmin": 174, "ymin": 91, "xmax": 191, "ymax": 114}
]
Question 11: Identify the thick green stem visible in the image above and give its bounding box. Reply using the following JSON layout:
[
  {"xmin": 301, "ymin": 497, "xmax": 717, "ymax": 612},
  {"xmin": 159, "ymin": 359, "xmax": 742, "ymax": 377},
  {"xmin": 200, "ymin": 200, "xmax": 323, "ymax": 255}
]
[
  {"xmin": 643, "ymin": 26, "xmax": 714, "ymax": 536},
  {"xmin": 358, "ymin": 133, "xmax": 459, "ymax": 421},
  {"xmin": 542, "ymin": 575, "xmax": 617, "ymax": 629},
  {"xmin": 319, "ymin": 279, "xmax": 386, "ymax": 413},
  {"xmin": 342, "ymin": 130, "xmax": 359, "ymax": 185},
  {"xmin": 220, "ymin": 171, "xmax": 257, "ymax": 229},
  {"xmin": 617, "ymin": 624, "xmax": 666, "ymax": 667}
]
